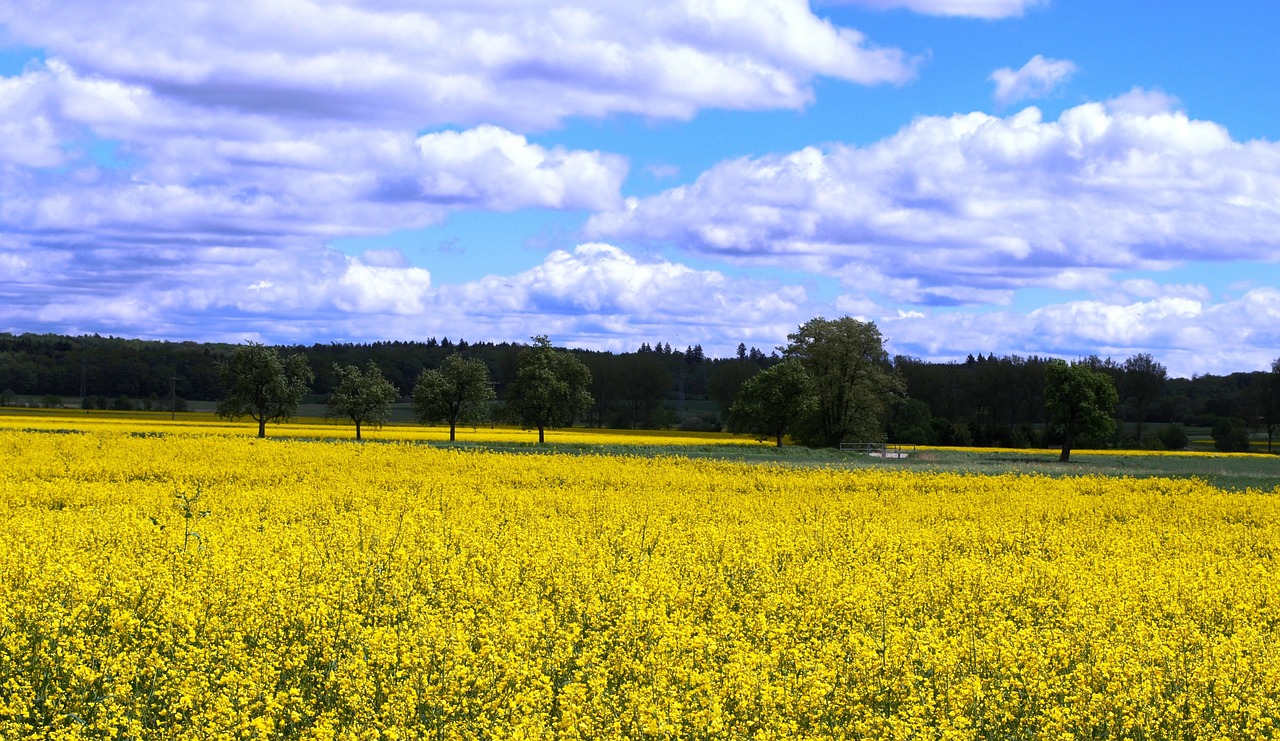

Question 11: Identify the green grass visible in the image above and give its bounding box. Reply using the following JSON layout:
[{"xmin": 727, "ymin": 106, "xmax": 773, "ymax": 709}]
[{"xmin": 391, "ymin": 439, "xmax": 1277, "ymax": 492}]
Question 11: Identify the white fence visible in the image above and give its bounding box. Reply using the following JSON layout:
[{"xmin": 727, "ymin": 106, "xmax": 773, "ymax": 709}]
[{"xmin": 840, "ymin": 442, "xmax": 916, "ymax": 458}]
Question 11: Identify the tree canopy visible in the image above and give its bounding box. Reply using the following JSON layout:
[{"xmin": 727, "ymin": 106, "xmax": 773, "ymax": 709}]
[
  {"xmin": 1256, "ymin": 357, "xmax": 1280, "ymax": 454},
  {"xmin": 325, "ymin": 361, "xmax": 398, "ymax": 441},
  {"xmin": 1122, "ymin": 352, "xmax": 1167, "ymax": 444},
  {"xmin": 412, "ymin": 354, "xmax": 496, "ymax": 441},
  {"xmin": 505, "ymin": 336, "xmax": 593, "ymax": 443},
  {"xmin": 783, "ymin": 317, "xmax": 902, "ymax": 448},
  {"xmin": 1044, "ymin": 359, "xmax": 1118, "ymax": 462},
  {"xmin": 728, "ymin": 359, "xmax": 815, "ymax": 447},
  {"xmin": 215, "ymin": 342, "xmax": 314, "ymax": 438}
]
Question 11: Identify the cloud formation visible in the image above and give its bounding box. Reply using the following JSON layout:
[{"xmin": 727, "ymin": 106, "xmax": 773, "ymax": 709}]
[
  {"xmin": 881, "ymin": 288, "xmax": 1280, "ymax": 377},
  {"xmin": 589, "ymin": 98, "xmax": 1280, "ymax": 306},
  {"xmin": 0, "ymin": 0, "xmax": 916, "ymax": 131},
  {"xmin": 4, "ymin": 217, "xmax": 1275, "ymax": 375},
  {"xmin": 0, "ymin": 239, "xmax": 813, "ymax": 354},
  {"xmin": 990, "ymin": 54, "xmax": 1076, "ymax": 106}
]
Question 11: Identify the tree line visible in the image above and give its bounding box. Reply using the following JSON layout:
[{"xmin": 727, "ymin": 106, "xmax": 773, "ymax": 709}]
[
  {"xmin": 2, "ymin": 328, "xmax": 1278, "ymax": 454},
  {"xmin": 212, "ymin": 336, "xmax": 590, "ymax": 442}
]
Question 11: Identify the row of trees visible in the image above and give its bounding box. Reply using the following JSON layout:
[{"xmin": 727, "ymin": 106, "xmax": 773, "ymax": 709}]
[
  {"xmin": 724, "ymin": 320, "xmax": 1279, "ymax": 460},
  {"xmin": 215, "ymin": 336, "xmax": 593, "ymax": 442},
  {"xmin": 5, "ymin": 328, "xmax": 1278, "ymax": 455}
]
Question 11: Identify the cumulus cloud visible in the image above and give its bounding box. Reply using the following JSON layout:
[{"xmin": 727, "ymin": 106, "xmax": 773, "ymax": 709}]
[
  {"xmin": 1106, "ymin": 87, "xmax": 1182, "ymax": 116},
  {"xmin": 990, "ymin": 54, "xmax": 1076, "ymax": 106},
  {"xmin": 882, "ymin": 289, "xmax": 1280, "ymax": 377},
  {"xmin": 588, "ymin": 99, "xmax": 1280, "ymax": 306},
  {"xmin": 0, "ymin": 240, "xmax": 813, "ymax": 355},
  {"xmin": 824, "ymin": 0, "xmax": 1047, "ymax": 19},
  {"xmin": 0, "ymin": 0, "xmax": 916, "ymax": 131},
  {"xmin": 0, "ymin": 63, "xmax": 626, "ymax": 241},
  {"xmin": 5, "ymin": 215, "xmax": 1274, "ymax": 374},
  {"xmin": 414, "ymin": 127, "xmax": 626, "ymax": 212},
  {"xmin": 434, "ymin": 243, "xmax": 812, "ymax": 351}
]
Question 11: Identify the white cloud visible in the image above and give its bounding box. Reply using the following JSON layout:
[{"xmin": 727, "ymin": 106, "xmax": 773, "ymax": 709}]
[
  {"xmin": 990, "ymin": 55, "xmax": 1076, "ymax": 106},
  {"xmin": 5, "ymin": 222, "xmax": 1275, "ymax": 374},
  {"xmin": 414, "ymin": 126, "xmax": 626, "ymax": 211},
  {"xmin": 882, "ymin": 289, "xmax": 1280, "ymax": 377},
  {"xmin": 0, "ymin": 68, "xmax": 70, "ymax": 167},
  {"xmin": 0, "ymin": 0, "xmax": 916, "ymax": 131},
  {"xmin": 0, "ymin": 239, "xmax": 814, "ymax": 356},
  {"xmin": 824, "ymin": 0, "xmax": 1047, "ymax": 19},
  {"xmin": 589, "ymin": 99, "xmax": 1280, "ymax": 305},
  {"xmin": 435, "ymin": 243, "xmax": 811, "ymax": 352},
  {"xmin": 0, "ymin": 73, "xmax": 626, "ymax": 241},
  {"xmin": 1106, "ymin": 87, "xmax": 1182, "ymax": 116}
]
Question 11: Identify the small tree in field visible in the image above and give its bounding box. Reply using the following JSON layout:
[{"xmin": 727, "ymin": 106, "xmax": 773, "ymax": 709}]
[
  {"xmin": 412, "ymin": 354, "xmax": 495, "ymax": 441},
  {"xmin": 1044, "ymin": 359, "xmax": 1118, "ymax": 462},
  {"xmin": 729, "ymin": 359, "xmax": 815, "ymax": 447},
  {"xmin": 216, "ymin": 342, "xmax": 313, "ymax": 438},
  {"xmin": 506, "ymin": 336, "xmax": 592, "ymax": 443},
  {"xmin": 1158, "ymin": 424, "xmax": 1189, "ymax": 451},
  {"xmin": 326, "ymin": 361, "xmax": 398, "ymax": 441}
]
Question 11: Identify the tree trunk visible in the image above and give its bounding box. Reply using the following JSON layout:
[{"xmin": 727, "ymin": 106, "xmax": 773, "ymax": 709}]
[
  {"xmin": 355, "ymin": 420, "xmax": 362, "ymax": 441},
  {"xmin": 776, "ymin": 432, "xmax": 783, "ymax": 447},
  {"xmin": 258, "ymin": 417, "xmax": 266, "ymax": 438},
  {"xmin": 449, "ymin": 422, "xmax": 456, "ymax": 442},
  {"xmin": 1059, "ymin": 429, "xmax": 1073, "ymax": 462},
  {"xmin": 538, "ymin": 425, "xmax": 545, "ymax": 444}
]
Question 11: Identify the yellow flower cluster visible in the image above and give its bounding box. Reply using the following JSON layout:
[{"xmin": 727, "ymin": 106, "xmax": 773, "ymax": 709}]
[{"xmin": 2, "ymin": 429, "xmax": 1278, "ymax": 739}]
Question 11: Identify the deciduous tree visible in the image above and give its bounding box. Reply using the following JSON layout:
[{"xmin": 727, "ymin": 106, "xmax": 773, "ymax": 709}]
[
  {"xmin": 1044, "ymin": 359, "xmax": 1118, "ymax": 462},
  {"xmin": 216, "ymin": 342, "xmax": 313, "ymax": 438},
  {"xmin": 326, "ymin": 361, "xmax": 398, "ymax": 441},
  {"xmin": 1255, "ymin": 357, "xmax": 1280, "ymax": 453},
  {"xmin": 1122, "ymin": 352, "xmax": 1166, "ymax": 444},
  {"xmin": 728, "ymin": 359, "xmax": 815, "ymax": 447},
  {"xmin": 505, "ymin": 336, "xmax": 592, "ymax": 443},
  {"xmin": 783, "ymin": 316, "xmax": 902, "ymax": 448},
  {"xmin": 412, "ymin": 354, "xmax": 495, "ymax": 442}
]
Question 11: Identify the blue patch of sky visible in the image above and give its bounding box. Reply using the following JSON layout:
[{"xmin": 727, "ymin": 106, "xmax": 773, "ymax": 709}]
[
  {"xmin": 76, "ymin": 137, "xmax": 136, "ymax": 170},
  {"xmin": 824, "ymin": 0, "xmax": 1279, "ymax": 140},
  {"xmin": 0, "ymin": 45, "xmax": 42, "ymax": 76},
  {"xmin": 330, "ymin": 209, "xmax": 591, "ymax": 285}
]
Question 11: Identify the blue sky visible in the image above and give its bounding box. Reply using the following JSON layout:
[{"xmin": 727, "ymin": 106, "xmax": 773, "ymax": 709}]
[{"xmin": 1, "ymin": 0, "xmax": 1277, "ymax": 377}]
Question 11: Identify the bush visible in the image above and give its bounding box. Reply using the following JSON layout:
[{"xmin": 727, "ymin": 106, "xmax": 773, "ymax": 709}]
[
  {"xmin": 1, "ymin": 388, "xmax": 15, "ymax": 406},
  {"xmin": 1158, "ymin": 424, "xmax": 1189, "ymax": 451},
  {"xmin": 41, "ymin": 395, "xmax": 63, "ymax": 409},
  {"xmin": 678, "ymin": 415, "xmax": 721, "ymax": 433},
  {"xmin": 112, "ymin": 395, "xmax": 134, "ymax": 412},
  {"xmin": 1211, "ymin": 418, "xmax": 1251, "ymax": 453}
]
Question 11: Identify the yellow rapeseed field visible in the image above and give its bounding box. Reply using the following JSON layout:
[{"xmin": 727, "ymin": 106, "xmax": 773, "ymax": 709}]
[{"xmin": 2, "ymin": 427, "xmax": 1278, "ymax": 739}]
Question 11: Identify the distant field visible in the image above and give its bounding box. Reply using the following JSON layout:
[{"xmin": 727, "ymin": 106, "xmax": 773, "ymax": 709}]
[
  {"xmin": 3, "ymin": 408, "xmax": 1275, "ymax": 491},
  {"xmin": 0, "ymin": 408, "xmax": 760, "ymax": 448}
]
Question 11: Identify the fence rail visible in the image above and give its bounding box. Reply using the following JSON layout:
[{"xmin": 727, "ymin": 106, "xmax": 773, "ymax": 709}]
[{"xmin": 840, "ymin": 442, "xmax": 916, "ymax": 458}]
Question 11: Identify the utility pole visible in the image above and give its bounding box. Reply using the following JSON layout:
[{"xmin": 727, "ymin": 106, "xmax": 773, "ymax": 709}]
[{"xmin": 170, "ymin": 377, "xmax": 179, "ymax": 420}]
